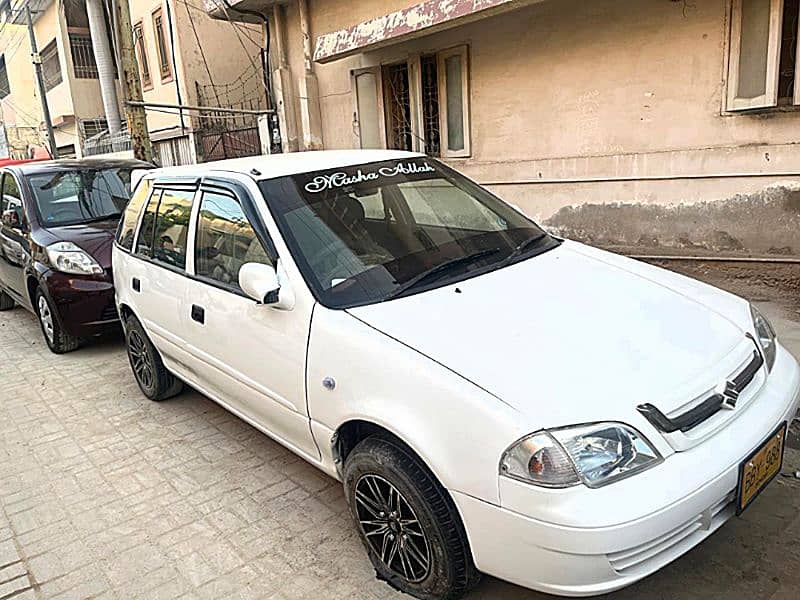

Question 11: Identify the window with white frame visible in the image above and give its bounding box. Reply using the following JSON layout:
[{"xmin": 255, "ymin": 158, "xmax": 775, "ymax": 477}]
[
  {"xmin": 353, "ymin": 45, "xmax": 470, "ymax": 158},
  {"xmin": 728, "ymin": 0, "xmax": 800, "ymax": 110}
]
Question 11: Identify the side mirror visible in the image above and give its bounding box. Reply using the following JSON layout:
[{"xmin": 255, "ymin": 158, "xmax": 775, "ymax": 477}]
[
  {"xmin": 239, "ymin": 262, "xmax": 296, "ymax": 310},
  {"xmin": 2, "ymin": 210, "xmax": 23, "ymax": 230}
]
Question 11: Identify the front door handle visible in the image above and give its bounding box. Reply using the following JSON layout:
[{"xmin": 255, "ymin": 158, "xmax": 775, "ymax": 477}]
[
  {"xmin": 191, "ymin": 304, "xmax": 205, "ymax": 324},
  {"xmin": 132, "ymin": 277, "xmax": 140, "ymax": 292}
]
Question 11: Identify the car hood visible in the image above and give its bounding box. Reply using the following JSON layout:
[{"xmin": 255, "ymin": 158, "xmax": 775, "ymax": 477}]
[
  {"xmin": 347, "ymin": 241, "xmax": 749, "ymax": 428},
  {"xmin": 40, "ymin": 219, "xmax": 118, "ymax": 269}
]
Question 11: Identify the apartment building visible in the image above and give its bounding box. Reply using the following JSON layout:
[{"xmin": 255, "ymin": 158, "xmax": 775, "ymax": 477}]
[
  {"xmin": 211, "ymin": 0, "xmax": 800, "ymax": 258},
  {"xmin": 0, "ymin": 0, "xmax": 126, "ymax": 158},
  {"xmin": 127, "ymin": 0, "xmax": 266, "ymax": 165},
  {"xmin": 0, "ymin": 16, "xmax": 46, "ymax": 159},
  {"xmin": 0, "ymin": 0, "xmax": 264, "ymax": 164}
]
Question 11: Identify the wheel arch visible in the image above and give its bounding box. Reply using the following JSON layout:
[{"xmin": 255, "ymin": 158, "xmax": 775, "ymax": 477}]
[
  {"xmin": 117, "ymin": 302, "xmax": 135, "ymax": 323},
  {"xmin": 25, "ymin": 273, "xmax": 40, "ymax": 306},
  {"xmin": 333, "ymin": 418, "xmax": 444, "ymax": 488}
]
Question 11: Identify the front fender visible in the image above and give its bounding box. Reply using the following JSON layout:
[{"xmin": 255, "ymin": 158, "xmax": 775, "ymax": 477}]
[{"xmin": 307, "ymin": 306, "xmax": 526, "ymax": 504}]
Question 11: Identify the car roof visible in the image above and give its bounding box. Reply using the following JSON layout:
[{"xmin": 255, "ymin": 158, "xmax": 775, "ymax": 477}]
[
  {"xmin": 147, "ymin": 150, "xmax": 425, "ymax": 181},
  {"xmin": 4, "ymin": 158, "xmax": 153, "ymax": 176}
]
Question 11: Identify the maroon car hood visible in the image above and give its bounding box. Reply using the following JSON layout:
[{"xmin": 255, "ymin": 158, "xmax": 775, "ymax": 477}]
[{"xmin": 42, "ymin": 220, "xmax": 118, "ymax": 269}]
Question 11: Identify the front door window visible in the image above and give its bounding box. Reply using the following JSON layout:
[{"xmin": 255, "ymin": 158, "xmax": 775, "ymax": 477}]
[{"xmin": 194, "ymin": 190, "xmax": 272, "ymax": 291}]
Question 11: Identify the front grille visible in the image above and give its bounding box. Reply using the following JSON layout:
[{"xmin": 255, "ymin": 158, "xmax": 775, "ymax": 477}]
[
  {"xmin": 607, "ymin": 490, "xmax": 735, "ymax": 575},
  {"xmin": 100, "ymin": 304, "xmax": 119, "ymax": 321},
  {"xmin": 638, "ymin": 338, "xmax": 764, "ymax": 434}
]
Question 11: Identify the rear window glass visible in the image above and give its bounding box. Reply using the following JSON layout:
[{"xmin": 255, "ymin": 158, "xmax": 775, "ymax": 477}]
[
  {"xmin": 117, "ymin": 179, "xmax": 152, "ymax": 251},
  {"xmin": 135, "ymin": 189, "xmax": 161, "ymax": 258},
  {"xmin": 151, "ymin": 188, "xmax": 194, "ymax": 270}
]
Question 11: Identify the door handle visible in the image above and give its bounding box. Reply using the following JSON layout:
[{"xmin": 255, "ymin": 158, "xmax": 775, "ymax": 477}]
[
  {"xmin": 191, "ymin": 304, "xmax": 205, "ymax": 324},
  {"xmin": 132, "ymin": 277, "xmax": 140, "ymax": 292}
]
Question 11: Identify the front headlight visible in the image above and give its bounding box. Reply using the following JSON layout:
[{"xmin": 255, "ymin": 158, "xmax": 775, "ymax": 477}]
[
  {"xmin": 500, "ymin": 423, "xmax": 663, "ymax": 488},
  {"xmin": 45, "ymin": 241, "xmax": 103, "ymax": 276},
  {"xmin": 750, "ymin": 305, "xmax": 776, "ymax": 372}
]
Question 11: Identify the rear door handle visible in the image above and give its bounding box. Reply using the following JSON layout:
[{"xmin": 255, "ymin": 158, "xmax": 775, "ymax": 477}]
[
  {"xmin": 191, "ymin": 304, "xmax": 205, "ymax": 324},
  {"xmin": 132, "ymin": 278, "xmax": 140, "ymax": 292}
]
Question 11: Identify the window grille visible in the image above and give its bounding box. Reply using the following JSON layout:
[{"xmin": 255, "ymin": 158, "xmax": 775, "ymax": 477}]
[
  {"xmin": 41, "ymin": 40, "xmax": 63, "ymax": 92},
  {"xmin": 69, "ymin": 33, "xmax": 99, "ymax": 79}
]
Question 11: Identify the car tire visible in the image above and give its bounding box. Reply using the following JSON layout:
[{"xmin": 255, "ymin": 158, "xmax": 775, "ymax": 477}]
[
  {"xmin": 343, "ymin": 434, "xmax": 481, "ymax": 600},
  {"xmin": 0, "ymin": 290, "xmax": 14, "ymax": 311},
  {"xmin": 124, "ymin": 313, "xmax": 183, "ymax": 401},
  {"xmin": 35, "ymin": 288, "xmax": 80, "ymax": 354}
]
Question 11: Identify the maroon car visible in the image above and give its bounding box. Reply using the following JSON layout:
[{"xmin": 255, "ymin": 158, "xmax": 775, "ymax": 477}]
[{"xmin": 0, "ymin": 159, "xmax": 151, "ymax": 353}]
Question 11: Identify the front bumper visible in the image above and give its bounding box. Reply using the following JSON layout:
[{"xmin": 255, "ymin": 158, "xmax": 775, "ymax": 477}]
[
  {"xmin": 42, "ymin": 269, "xmax": 119, "ymax": 338},
  {"xmin": 454, "ymin": 343, "xmax": 800, "ymax": 596}
]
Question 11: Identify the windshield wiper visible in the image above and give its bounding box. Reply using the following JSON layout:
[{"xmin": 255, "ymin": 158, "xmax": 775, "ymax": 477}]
[
  {"xmin": 497, "ymin": 233, "xmax": 550, "ymax": 267},
  {"xmin": 384, "ymin": 248, "xmax": 502, "ymax": 300}
]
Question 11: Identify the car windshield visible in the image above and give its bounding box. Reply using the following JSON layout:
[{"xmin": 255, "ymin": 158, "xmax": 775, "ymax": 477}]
[
  {"xmin": 29, "ymin": 168, "xmax": 134, "ymax": 227},
  {"xmin": 259, "ymin": 158, "xmax": 560, "ymax": 308}
]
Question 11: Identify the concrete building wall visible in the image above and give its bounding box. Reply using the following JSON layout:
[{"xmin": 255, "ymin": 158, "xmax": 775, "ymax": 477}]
[
  {"xmin": 129, "ymin": 0, "xmax": 263, "ymax": 161},
  {"xmin": 129, "ymin": 0, "xmax": 188, "ymax": 138},
  {"xmin": 0, "ymin": 21, "xmax": 43, "ymax": 157},
  {"xmin": 34, "ymin": 2, "xmax": 73, "ymax": 125},
  {"xmin": 266, "ymin": 0, "xmax": 800, "ymax": 257}
]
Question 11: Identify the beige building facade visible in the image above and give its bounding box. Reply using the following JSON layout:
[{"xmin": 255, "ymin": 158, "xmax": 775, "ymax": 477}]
[
  {"xmin": 1, "ymin": 0, "xmax": 264, "ymax": 163},
  {"xmin": 214, "ymin": 0, "xmax": 800, "ymax": 257},
  {"xmin": 0, "ymin": 18, "xmax": 42, "ymax": 158},
  {"xmin": 130, "ymin": 0, "xmax": 266, "ymax": 165}
]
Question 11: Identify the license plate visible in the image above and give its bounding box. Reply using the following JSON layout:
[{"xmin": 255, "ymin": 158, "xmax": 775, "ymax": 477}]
[{"xmin": 736, "ymin": 422, "xmax": 787, "ymax": 514}]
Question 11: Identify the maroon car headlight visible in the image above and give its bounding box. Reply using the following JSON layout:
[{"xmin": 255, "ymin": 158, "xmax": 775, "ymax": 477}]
[{"xmin": 45, "ymin": 241, "xmax": 103, "ymax": 276}]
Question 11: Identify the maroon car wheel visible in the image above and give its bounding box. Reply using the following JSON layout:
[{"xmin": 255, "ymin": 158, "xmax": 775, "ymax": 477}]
[{"xmin": 35, "ymin": 288, "xmax": 80, "ymax": 354}]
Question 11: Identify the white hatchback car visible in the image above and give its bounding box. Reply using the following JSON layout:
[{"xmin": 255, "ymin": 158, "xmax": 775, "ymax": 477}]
[{"xmin": 113, "ymin": 150, "xmax": 800, "ymax": 598}]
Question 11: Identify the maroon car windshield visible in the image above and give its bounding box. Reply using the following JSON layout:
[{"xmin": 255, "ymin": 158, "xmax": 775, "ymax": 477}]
[{"xmin": 29, "ymin": 168, "xmax": 134, "ymax": 227}]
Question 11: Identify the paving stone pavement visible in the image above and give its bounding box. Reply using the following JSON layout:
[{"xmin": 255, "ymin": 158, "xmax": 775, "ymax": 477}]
[{"xmin": 0, "ymin": 296, "xmax": 799, "ymax": 600}]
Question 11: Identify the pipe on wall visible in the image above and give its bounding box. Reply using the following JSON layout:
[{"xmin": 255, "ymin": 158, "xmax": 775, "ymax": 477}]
[{"xmin": 85, "ymin": 0, "xmax": 121, "ymax": 136}]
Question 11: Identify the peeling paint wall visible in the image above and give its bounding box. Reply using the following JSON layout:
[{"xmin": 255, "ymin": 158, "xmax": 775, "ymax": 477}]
[
  {"xmin": 313, "ymin": 0, "xmax": 542, "ymax": 62},
  {"xmin": 544, "ymin": 183, "xmax": 800, "ymax": 257},
  {"xmin": 269, "ymin": 0, "xmax": 800, "ymax": 257}
]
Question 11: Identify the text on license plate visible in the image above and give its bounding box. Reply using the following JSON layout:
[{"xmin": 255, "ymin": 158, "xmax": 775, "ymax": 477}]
[{"xmin": 737, "ymin": 422, "xmax": 787, "ymax": 514}]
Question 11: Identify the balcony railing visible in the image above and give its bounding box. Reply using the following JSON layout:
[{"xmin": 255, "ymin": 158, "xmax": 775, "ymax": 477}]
[{"xmin": 84, "ymin": 128, "xmax": 132, "ymax": 156}]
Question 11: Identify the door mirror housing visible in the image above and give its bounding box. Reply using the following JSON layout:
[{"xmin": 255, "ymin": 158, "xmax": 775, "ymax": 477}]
[
  {"xmin": 239, "ymin": 262, "xmax": 292, "ymax": 308},
  {"xmin": 2, "ymin": 209, "xmax": 23, "ymax": 230}
]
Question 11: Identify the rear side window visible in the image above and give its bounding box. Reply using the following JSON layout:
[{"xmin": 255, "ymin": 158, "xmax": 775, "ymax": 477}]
[
  {"xmin": 117, "ymin": 179, "xmax": 152, "ymax": 250},
  {"xmin": 195, "ymin": 191, "xmax": 272, "ymax": 290},
  {"xmin": 1, "ymin": 172, "xmax": 25, "ymax": 228},
  {"xmin": 136, "ymin": 189, "xmax": 162, "ymax": 258},
  {"xmin": 151, "ymin": 188, "xmax": 194, "ymax": 269}
]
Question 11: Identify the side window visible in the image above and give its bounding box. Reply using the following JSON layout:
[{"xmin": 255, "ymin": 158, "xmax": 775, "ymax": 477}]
[
  {"xmin": 117, "ymin": 179, "xmax": 152, "ymax": 251},
  {"xmin": 0, "ymin": 173, "xmax": 5, "ymax": 214},
  {"xmin": 152, "ymin": 188, "xmax": 194, "ymax": 269},
  {"xmin": 1, "ymin": 173, "xmax": 25, "ymax": 228},
  {"xmin": 135, "ymin": 189, "xmax": 162, "ymax": 258},
  {"xmin": 195, "ymin": 191, "xmax": 272, "ymax": 290}
]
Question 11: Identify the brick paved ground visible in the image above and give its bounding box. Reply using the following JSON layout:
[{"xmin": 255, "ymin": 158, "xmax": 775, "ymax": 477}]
[{"xmin": 0, "ymin": 290, "xmax": 799, "ymax": 599}]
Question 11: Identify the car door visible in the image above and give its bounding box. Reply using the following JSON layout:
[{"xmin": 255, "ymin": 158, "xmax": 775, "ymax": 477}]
[
  {"xmin": 180, "ymin": 182, "xmax": 319, "ymax": 461},
  {"xmin": 0, "ymin": 171, "xmax": 31, "ymax": 303},
  {"xmin": 128, "ymin": 183, "xmax": 196, "ymax": 369}
]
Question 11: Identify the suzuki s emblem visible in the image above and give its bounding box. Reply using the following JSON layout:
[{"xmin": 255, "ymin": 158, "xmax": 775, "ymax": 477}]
[{"xmin": 716, "ymin": 380, "xmax": 740, "ymax": 410}]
